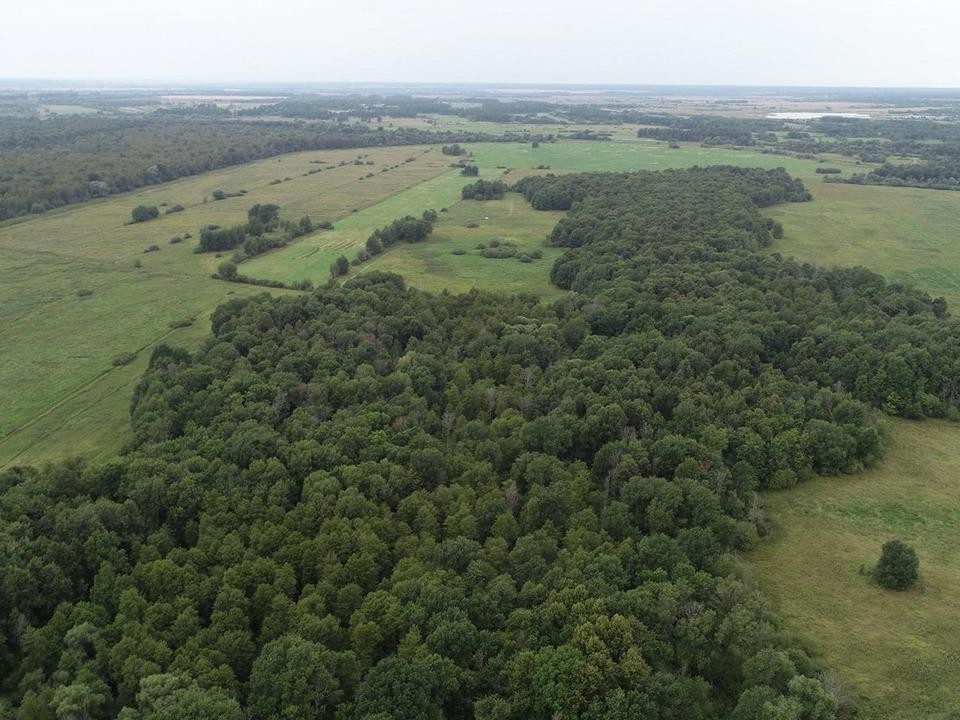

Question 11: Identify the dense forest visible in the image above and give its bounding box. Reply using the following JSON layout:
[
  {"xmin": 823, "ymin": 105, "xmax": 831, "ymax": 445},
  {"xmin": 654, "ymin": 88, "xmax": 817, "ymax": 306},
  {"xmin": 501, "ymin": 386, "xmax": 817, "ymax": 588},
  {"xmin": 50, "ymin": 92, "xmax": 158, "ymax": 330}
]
[
  {"xmin": 0, "ymin": 116, "xmax": 543, "ymax": 221},
  {"xmin": 2, "ymin": 165, "xmax": 959, "ymax": 719}
]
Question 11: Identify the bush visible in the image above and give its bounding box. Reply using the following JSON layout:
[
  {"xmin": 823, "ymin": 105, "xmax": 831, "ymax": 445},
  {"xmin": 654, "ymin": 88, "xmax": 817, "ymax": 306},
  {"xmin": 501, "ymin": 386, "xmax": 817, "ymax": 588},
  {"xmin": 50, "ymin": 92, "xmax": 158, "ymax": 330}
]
[
  {"xmin": 218, "ymin": 261, "xmax": 238, "ymax": 280},
  {"xmin": 330, "ymin": 255, "xmax": 350, "ymax": 277},
  {"xmin": 875, "ymin": 539, "xmax": 919, "ymax": 590},
  {"xmin": 144, "ymin": 244, "xmax": 160, "ymax": 253},
  {"xmin": 77, "ymin": 289, "xmax": 94, "ymax": 298},
  {"xmin": 451, "ymin": 248, "xmax": 467, "ymax": 255},
  {"xmin": 169, "ymin": 236, "xmax": 183, "ymax": 244},
  {"xmin": 111, "ymin": 352, "xmax": 136, "ymax": 366},
  {"xmin": 130, "ymin": 205, "xmax": 159, "ymax": 223},
  {"xmin": 168, "ymin": 317, "xmax": 194, "ymax": 328},
  {"xmin": 165, "ymin": 204, "xmax": 185, "ymax": 214}
]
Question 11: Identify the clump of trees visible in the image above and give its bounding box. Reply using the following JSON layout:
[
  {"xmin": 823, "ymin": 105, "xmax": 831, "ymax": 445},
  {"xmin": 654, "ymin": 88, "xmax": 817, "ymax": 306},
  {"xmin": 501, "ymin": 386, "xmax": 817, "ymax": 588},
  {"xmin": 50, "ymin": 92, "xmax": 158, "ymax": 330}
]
[
  {"xmin": 460, "ymin": 164, "xmax": 479, "ymax": 177},
  {"xmin": 130, "ymin": 204, "xmax": 159, "ymax": 223},
  {"xmin": 442, "ymin": 143, "xmax": 466, "ymax": 156},
  {"xmin": 876, "ymin": 539, "xmax": 919, "ymax": 590},
  {"xmin": 347, "ymin": 211, "xmax": 437, "ymax": 271},
  {"xmin": 462, "ymin": 179, "xmax": 507, "ymax": 200},
  {"xmin": 197, "ymin": 203, "xmax": 320, "ymax": 256}
]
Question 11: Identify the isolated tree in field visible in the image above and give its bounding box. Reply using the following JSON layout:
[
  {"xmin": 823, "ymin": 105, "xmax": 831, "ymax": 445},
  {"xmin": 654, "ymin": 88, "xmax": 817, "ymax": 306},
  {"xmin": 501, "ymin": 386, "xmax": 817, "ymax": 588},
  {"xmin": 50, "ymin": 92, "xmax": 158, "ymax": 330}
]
[
  {"xmin": 331, "ymin": 255, "xmax": 350, "ymax": 277},
  {"xmin": 875, "ymin": 538, "xmax": 918, "ymax": 590},
  {"xmin": 131, "ymin": 205, "xmax": 159, "ymax": 223}
]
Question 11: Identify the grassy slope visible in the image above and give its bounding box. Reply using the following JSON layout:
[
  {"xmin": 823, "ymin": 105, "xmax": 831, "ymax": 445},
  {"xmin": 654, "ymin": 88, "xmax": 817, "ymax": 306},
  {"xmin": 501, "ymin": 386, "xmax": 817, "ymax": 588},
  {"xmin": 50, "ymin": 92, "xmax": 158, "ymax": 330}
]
[
  {"xmin": 746, "ymin": 419, "xmax": 960, "ymax": 719},
  {"xmin": 0, "ymin": 144, "xmax": 453, "ymax": 467}
]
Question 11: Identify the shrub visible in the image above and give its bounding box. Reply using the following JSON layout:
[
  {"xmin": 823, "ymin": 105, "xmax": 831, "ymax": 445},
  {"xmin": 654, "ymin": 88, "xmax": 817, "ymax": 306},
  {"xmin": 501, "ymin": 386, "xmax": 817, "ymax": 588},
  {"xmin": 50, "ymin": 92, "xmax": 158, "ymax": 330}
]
[
  {"xmin": 144, "ymin": 244, "xmax": 160, "ymax": 253},
  {"xmin": 451, "ymin": 248, "xmax": 467, "ymax": 255},
  {"xmin": 111, "ymin": 352, "xmax": 136, "ymax": 366},
  {"xmin": 77, "ymin": 289, "xmax": 94, "ymax": 298},
  {"xmin": 130, "ymin": 205, "xmax": 159, "ymax": 223},
  {"xmin": 165, "ymin": 204, "xmax": 185, "ymax": 214},
  {"xmin": 330, "ymin": 255, "xmax": 350, "ymax": 277},
  {"xmin": 875, "ymin": 539, "xmax": 919, "ymax": 590},
  {"xmin": 466, "ymin": 222, "xmax": 479, "ymax": 228},
  {"xmin": 168, "ymin": 317, "xmax": 194, "ymax": 328},
  {"xmin": 218, "ymin": 261, "xmax": 238, "ymax": 280},
  {"xmin": 169, "ymin": 236, "xmax": 183, "ymax": 244}
]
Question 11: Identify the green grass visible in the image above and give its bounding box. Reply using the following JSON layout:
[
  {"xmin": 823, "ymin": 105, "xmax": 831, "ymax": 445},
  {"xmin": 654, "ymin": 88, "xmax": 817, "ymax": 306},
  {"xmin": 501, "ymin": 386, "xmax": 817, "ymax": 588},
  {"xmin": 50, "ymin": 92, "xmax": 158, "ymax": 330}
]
[
  {"xmin": 767, "ymin": 181, "xmax": 960, "ymax": 308},
  {"xmin": 746, "ymin": 419, "xmax": 960, "ymax": 720},
  {"xmin": 0, "ymin": 144, "xmax": 453, "ymax": 468},
  {"xmin": 359, "ymin": 194, "xmax": 567, "ymax": 298}
]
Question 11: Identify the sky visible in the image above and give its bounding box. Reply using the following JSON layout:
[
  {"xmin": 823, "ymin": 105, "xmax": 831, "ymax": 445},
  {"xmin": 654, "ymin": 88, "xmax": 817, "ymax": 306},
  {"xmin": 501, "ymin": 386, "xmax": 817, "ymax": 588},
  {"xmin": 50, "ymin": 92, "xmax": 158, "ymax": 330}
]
[{"xmin": 2, "ymin": 0, "xmax": 959, "ymax": 87}]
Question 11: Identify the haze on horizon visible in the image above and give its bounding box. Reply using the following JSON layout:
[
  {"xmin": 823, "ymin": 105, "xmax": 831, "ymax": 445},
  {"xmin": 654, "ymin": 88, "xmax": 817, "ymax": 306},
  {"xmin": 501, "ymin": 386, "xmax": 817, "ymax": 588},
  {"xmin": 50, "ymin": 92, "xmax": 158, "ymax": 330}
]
[{"xmin": 3, "ymin": 0, "xmax": 959, "ymax": 88}]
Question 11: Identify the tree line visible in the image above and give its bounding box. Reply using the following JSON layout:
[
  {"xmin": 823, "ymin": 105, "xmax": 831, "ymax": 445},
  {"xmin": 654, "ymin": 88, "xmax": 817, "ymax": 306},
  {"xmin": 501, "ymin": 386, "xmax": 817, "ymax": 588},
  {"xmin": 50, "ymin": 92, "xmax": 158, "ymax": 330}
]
[{"xmin": 0, "ymin": 115, "xmax": 552, "ymax": 221}]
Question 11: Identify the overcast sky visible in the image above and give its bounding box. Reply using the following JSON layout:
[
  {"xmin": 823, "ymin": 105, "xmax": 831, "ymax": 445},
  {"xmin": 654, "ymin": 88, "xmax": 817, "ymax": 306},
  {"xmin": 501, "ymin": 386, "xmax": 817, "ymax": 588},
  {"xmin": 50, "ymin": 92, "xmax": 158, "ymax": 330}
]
[{"xmin": 2, "ymin": 0, "xmax": 958, "ymax": 87}]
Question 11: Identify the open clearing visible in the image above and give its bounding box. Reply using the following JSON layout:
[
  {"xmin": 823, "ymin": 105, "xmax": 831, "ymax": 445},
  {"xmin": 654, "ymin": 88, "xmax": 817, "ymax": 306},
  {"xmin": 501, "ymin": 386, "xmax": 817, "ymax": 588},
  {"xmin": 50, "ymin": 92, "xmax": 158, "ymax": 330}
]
[
  {"xmin": 767, "ymin": 181, "xmax": 960, "ymax": 308},
  {"xmin": 747, "ymin": 419, "xmax": 960, "ymax": 720}
]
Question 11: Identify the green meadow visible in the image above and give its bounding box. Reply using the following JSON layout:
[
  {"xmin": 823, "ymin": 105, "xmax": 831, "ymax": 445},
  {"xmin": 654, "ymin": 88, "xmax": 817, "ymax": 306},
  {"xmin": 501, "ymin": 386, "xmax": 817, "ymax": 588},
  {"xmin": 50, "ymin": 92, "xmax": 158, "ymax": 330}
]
[
  {"xmin": 747, "ymin": 419, "xmax": 960, "ymax": 720},
  {"xmin": 767, "ymin": 181, "xmax": 960, "ymax": 308}
]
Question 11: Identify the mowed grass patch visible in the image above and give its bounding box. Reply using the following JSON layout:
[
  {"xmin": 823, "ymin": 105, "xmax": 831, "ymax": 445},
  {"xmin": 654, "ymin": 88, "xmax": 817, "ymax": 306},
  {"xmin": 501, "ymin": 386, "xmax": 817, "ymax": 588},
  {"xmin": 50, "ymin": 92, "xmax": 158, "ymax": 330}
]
[
  {"xmin": 240, "ymin": 168, "xmax": 471, "ymax": 283},
  {"xmin": 358, "ymin": 193, "xmax": 567, "ymax": 298},
  {"xmin": 767, "ymin": 181, "xmax": 960, "ymax": 308},
  {"xmin": 746, "ymin": 418, "xmax": 960, "ymax": 720}
]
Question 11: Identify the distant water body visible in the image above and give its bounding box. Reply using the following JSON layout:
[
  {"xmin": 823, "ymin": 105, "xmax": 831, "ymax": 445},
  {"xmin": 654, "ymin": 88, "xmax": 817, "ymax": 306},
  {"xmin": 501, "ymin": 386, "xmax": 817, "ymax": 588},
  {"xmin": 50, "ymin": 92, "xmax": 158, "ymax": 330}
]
[{"xmin": 766, "ymin": 112, "xmax": 871, "ymax": 119}]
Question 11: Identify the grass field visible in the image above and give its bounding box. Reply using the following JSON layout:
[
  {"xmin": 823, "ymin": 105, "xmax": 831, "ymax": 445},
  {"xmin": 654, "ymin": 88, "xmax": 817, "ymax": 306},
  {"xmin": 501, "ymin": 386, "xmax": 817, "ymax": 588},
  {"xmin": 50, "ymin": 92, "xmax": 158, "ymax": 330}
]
[
  {"xmin": 360, "ymin": 194, "xmax": 568, "ymax": 298},
  {"xmin": 0, "ymin": 144, "xmax": 453, "ymax": 468},
  {"xmin": 767, "ymin": 181, "xmax": 960, "ymax": 308},
  {"xmin": 747, "ymin": 419, "xmax": 960, "ymax": 720}
]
